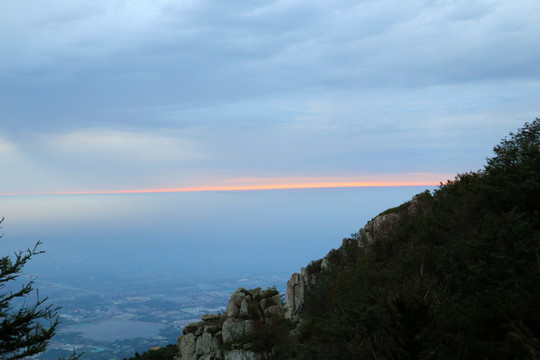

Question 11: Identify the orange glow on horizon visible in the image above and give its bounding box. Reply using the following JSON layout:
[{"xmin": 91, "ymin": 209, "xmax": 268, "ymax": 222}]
[{"xmin": 0, "ymin": 176, "xmax": 449, "ymax": 197}]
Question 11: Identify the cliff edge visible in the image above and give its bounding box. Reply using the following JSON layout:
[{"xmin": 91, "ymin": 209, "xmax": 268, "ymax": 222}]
[
  {"xmin": 176, "ymin": 196, "xmax": 417, "ymax": 360},
  {"xmin": 175, "ymin": 120, "xmax": 540, "ymax": 359}
]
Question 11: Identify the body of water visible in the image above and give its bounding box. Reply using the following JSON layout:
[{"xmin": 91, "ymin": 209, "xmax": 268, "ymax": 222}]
[{"xmin": 62, "ymin": 320, "xmax": 165, "ymax": 341}]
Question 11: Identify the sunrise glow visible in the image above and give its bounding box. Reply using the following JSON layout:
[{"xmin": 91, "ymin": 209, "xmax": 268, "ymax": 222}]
[{"xmin": 0, "ymin": 174, "xmax": 451, "ymax": 197}]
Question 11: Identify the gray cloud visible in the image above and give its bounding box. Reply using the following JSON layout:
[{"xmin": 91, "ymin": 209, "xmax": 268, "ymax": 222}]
[{"xmin": 0, "ymin": 0, "xmax": 539, "ymax": 193}]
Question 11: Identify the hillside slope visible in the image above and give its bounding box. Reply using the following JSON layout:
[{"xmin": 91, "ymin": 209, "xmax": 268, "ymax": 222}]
[{"xmin": 175, "ymin": 119, "xmax": 540, "ymax": 360}]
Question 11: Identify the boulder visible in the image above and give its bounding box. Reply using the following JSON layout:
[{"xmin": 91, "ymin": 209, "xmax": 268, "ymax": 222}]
[
  {"xmin": 263, "ymin": 304, "xmax": 283, "ymax": 318},
  {"xmin": 195, "ymin": 332, "xmax": 221, "ymax": 359},
  {"xmin": 178, "ymin": 287, "xmax": 286, "ymax": 360},
  {"xmin": 204, "ymin": 324, "xmax": 220, "ymax": 334},
  {"xmin": 259, "ymin": 298, "xmax": 269, "ymax": 311},
  {"xmin": 222, "ymin": 318, "xmax": 252, "ymax": 344},
  {"xmin": 184, "ymin": 321, "xmax": 206, "ymax": 335},
  {"xmin": 239, "ymin": 298, "xmax": 250, "ymax": 318},
  {"xmin": 226, "ymin": 289, "xmax": 246, "ymax": 317},
  {"xmin": 180, "ymin": 333, "xmax": 197, "ymax": 360}
]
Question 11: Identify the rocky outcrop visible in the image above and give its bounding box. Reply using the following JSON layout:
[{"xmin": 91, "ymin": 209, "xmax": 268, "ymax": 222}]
[
  {"xmin": 179, "ymin": 317, "xmax": 224, "ymax": 360},
  {"xmin": 285, "ymin": 268, "xmax": 311, "ymax": 320},
  {"xmin": 361, "ymin": 213, "xmax": 400, "ymax": 243},
  {"xmin": 178, "ymin": 196, "xmax": 418, "ymax": 356},
  {"xmin": 222, "ymin": 318, "xmax": 252, "ymax": 344},
  {"xmin": 284, "ymin": 206, "xmax": 407, "ymax": 321},
  {"xmin": 177, "ymin": 288, "xmax": 284, "ymax": 360}
]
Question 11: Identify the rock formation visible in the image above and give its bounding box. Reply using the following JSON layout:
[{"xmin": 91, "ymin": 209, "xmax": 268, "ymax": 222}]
[
  {"xmin": 284, "ymin": 207, "xmax": 404, "ymax": 321},
  {"xmin": 177, "ymin": 199, "xmax": 414, "ymax": 358},
  {"xmin": 177, "ymin": 288, "xmax": 284, "ymax": 360}
]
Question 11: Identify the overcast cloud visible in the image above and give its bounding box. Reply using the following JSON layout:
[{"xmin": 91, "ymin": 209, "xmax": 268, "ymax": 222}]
[{"xmin": 1, "ymin": 0, "xmax": 539, "ymax": 193}]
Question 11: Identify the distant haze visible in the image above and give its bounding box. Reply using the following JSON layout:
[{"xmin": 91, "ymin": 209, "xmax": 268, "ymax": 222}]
[
  {"xmin": 1, "ymin": 187, "xmax": 432, "ymax": 281},
  {"xmin": 1, "ymin": 1, "xmax": 538, "ymax": 282}
]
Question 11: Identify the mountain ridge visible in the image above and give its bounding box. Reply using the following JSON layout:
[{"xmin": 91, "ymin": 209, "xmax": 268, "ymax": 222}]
[{"xmin": 173, "ymin": 119, "xmax": 540, "ymax": 360}]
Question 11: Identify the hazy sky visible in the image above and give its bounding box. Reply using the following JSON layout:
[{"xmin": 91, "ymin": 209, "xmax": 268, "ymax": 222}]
[
  {"xmin": 1, "ymin": 0, "xmax": 538, "ymax": 196},
  {"xmin": 0, "ymin": 1, "xmax": 539, "ymax": 279}
]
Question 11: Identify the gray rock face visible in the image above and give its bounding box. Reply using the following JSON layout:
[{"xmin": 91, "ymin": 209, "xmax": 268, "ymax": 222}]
[
  {"xmin": 239, "ymin": 299, "xmax": 249, "ymax": 318},
  {"xmin": 184, "ymin": 321, "xmax": 206, "ymax": 335},
  {"xmin": 264, "ymin": 305, "xmax": 282, "ymax": 318},
  {"xmin": 195, "ymin": 332, "xmax": 221, "ymax": 359},
  {"xmin": 285, "ymin": 269, "xmax": 311, "ymax": 320},
  {"xmin": 180, "ymin": 333, "xmax": 197, "ymax": 360},
  {"xmin": 364, "ymin": 213, "xmax": 400, "ymax": 241},
  {"xmin": 351, "ymin": 212, "xmax": 401, "ymax": 246},
  {"xmin": 227, "ymin": 289, "xmax": 246, "ymax": 317},
  {"xmin": 222, "ymin": 318, "xmax": 253, "ymax": 344},
  {"xmin": 259, "ymin": 298, "xmax": 269, "ymax": 311},
  {"xmin": 178, "ymin": 287, "xmax": 284, "ymax": 360},
  {"xmin": 321, "ymin": 257, "xmax": 329, "ymax": 270}
]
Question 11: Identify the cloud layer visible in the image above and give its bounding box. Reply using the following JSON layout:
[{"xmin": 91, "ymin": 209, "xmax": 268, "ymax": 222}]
[{"xmin": 1, "ymin": 0, "xmax": 539, "ymax": 193}]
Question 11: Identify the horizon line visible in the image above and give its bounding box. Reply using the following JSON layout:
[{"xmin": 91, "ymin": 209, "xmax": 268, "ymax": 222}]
[{"xmin": 0, "ymin": 180, "xmax": 443, "ymax": 197}]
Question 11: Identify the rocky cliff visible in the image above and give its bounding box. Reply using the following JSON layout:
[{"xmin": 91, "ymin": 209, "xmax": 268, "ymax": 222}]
[
  {"xmin": 174, "ymin": 121, "xmax": 540, "ymax": 360},
  {"xmin": 176, "ymin": 198, "xmax": 414, "ymax": 360},
  {"xmin": 177, "ymin": 287, "xmax": 285, "ymax": 360},
  {"xmin": 283, "ymin": 200, "xmax": 411, "ymax": 322}
]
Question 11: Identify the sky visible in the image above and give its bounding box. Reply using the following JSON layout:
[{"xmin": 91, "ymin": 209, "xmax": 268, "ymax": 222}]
[{"xmin": 1, "ymin": 0, "xmax": 539, "ymax": 280}]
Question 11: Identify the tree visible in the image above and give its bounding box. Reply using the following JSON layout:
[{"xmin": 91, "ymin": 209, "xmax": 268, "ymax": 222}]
[
  {"xmin": 0, "ymin": 217, "xmax": 61, "ymax": 360},
  {"xmin": 484, "ymin": 118, "xmax": 540, "ymax": 214},
  {"xmin": 486, "ymin": 118, "xmax": 540, "ymax": 173},
  {"xmin": 295, "ymin": 119, "xmax": 540, "ymax": 359}
]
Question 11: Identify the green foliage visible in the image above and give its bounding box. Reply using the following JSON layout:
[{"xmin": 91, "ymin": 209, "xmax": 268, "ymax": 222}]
[
  {"xmin": 123, "ymin": 345, "xmax": 177, "ymax": 360},
  {"xmin": 250, "ymin": 316, "xmax": 295, "ymax": 355},
  {"xmin": 236, "ymin": 286, "xmax": 281, "ymax": 320},
  {"xmin": 294, "ymin": 119, "xmax": 540, "ymax": 359},
  {"xmin": 305, "ymin": 260, "xmax": 322, "ymax": 275},
  {"xmin": 377, "ymin": 200, "xmax": 411, "ymax": 217},
  {"xmin": 259, "ymin": 286, "xmax": 279, "ymax": 299},
  {"xmin": 0, "ymin": 218, "xmax": 69, "ymax": 360}
]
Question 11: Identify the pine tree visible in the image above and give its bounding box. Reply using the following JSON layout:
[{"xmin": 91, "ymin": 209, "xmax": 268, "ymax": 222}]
[{"xmin": 0, "ymin": 217, "xmax": 61, "ymax": 360}]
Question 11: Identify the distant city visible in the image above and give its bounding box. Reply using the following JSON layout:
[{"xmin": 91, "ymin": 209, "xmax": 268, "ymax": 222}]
[{"xmin": 28, "ymin": 271, "xmax": 288, "ymax": 360}]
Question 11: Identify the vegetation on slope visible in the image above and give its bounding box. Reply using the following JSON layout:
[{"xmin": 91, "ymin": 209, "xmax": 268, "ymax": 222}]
[
  {"xmin": 122, "ymin": 345, "xmax": 177, "ymax": 360},
  {"xmin": 293, "ymin": 119, "xmax": 540, "ymax": 359}
]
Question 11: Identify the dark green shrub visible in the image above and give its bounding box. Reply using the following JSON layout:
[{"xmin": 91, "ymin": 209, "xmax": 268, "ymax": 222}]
[{"xmin": 294, "ymin": 119, "xmax": 540, "ymax": 359}]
